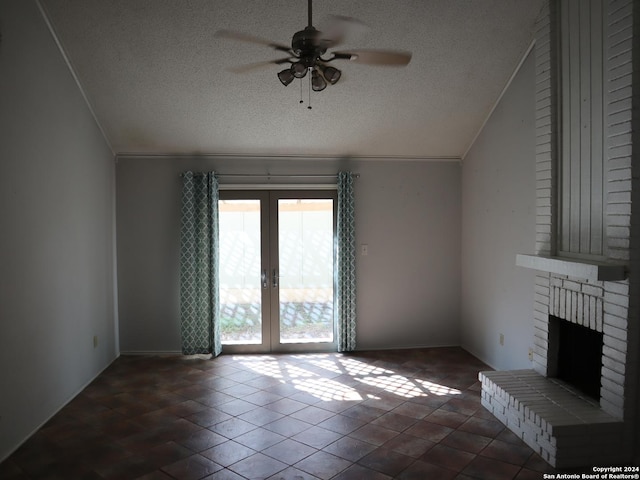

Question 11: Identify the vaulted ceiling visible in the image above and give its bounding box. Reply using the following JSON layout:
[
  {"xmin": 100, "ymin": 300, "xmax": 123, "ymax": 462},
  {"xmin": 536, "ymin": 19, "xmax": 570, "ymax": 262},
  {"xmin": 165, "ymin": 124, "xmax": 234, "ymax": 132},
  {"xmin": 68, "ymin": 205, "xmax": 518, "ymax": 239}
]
[{"xmin": 39, "ymin": 0, "xmax": 544, "ymax": 158}]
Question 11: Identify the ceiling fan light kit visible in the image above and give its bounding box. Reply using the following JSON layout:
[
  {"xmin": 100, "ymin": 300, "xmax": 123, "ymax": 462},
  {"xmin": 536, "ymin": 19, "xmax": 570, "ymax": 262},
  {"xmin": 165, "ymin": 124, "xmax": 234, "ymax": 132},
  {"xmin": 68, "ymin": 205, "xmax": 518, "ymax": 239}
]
[{"xmin": 217, "ymin": 0, "xmax": 411, "ymax": 107}]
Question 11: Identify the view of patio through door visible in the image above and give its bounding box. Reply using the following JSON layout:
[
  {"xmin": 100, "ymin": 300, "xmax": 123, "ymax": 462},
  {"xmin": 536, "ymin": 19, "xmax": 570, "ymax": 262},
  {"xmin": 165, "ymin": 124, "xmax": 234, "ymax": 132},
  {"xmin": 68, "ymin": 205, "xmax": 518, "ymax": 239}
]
[{"xmin": 218, "ymin": 190, "xmax": 336, "ymax": 352}]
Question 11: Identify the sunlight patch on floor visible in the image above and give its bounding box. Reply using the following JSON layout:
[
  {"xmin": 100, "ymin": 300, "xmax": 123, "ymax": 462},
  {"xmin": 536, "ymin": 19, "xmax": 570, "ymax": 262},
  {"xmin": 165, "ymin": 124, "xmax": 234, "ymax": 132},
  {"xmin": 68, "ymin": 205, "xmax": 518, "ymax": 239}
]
[
  {"xmin": 237, "ymin": 354, "xmax": 462, "ymax": 402},
  {"xmin": 292, "ymin": 377, "xmax": 363, "ymax": 402}
]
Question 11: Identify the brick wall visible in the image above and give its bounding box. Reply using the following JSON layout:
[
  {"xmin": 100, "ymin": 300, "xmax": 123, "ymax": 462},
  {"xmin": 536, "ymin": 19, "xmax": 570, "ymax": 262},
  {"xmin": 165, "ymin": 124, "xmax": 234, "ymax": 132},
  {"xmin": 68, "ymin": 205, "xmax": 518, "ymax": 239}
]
[{"xmin": 481, "ymin": 0, "xmax": 638, "ymax": 467}]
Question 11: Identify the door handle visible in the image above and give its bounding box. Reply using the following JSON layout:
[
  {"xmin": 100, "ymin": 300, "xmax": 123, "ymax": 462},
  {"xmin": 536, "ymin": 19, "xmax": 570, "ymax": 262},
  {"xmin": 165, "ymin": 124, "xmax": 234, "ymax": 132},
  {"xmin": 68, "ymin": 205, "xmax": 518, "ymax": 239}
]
[
  {"xmin": 272, "ymin": 269, "xmax": 278, "ymax": 288},
  {"xmin": 261, "ymin": 270, "xmax": 269, "ymax": 289}
]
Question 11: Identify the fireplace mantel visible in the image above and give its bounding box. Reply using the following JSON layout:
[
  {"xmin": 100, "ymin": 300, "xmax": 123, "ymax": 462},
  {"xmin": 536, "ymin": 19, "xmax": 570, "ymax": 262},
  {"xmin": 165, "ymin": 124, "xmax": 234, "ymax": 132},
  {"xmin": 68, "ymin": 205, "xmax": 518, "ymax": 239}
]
[{"xmin": 516, "ymin": 254, "xmax": 627, "ymax": 282}]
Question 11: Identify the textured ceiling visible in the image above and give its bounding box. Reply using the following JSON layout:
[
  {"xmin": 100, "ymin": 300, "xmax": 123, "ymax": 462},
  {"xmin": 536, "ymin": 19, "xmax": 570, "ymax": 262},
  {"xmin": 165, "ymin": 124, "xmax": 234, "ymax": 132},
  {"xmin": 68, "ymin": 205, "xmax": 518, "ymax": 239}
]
[{"xmin": 39, "ymin": 0, "xmax": 543, "ymax": 158}]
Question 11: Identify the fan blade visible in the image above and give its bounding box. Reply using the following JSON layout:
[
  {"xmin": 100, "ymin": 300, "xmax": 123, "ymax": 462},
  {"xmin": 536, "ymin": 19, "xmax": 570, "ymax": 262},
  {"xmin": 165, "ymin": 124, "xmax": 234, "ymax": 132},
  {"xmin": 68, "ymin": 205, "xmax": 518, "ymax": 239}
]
[
  {"xmin": 332, "ymin": 49, "xmax": 412, "ymax": 66},
  {"xmin": 227, "ymin": 58, "xmax": 292, "ymax": 74},
  {"xmin": 317, "ymin": 15, "xmax": 368, "ymax": 48},
  {"xmin": 215, "ymin": 30, "xmax": 292, "ymax": 54}
]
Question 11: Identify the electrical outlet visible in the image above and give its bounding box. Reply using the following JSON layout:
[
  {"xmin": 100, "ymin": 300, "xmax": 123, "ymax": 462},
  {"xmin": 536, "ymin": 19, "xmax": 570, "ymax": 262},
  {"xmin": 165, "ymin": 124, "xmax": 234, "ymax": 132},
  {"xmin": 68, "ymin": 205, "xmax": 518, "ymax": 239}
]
[
  {"xmin": 361, "ymin": 244, "xmax": 368, "ymax": 256},
  {"xmin": 528, "ymin": 348, "xmax": 533, "ymax": 361},
  {"xmin": 499, "ymin": 333, "xmax": 504, "ymax": 346},
  {"xmin": 93, "ymin": 335, "xmax": 98, "ymax": 348}
]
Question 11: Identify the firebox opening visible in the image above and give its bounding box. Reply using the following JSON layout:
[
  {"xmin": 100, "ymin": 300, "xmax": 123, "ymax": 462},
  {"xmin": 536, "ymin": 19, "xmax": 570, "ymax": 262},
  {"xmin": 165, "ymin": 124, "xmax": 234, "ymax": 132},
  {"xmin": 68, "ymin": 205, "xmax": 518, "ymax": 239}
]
[{"xmin": 549, "ymin": 316, "xmax": 603, "ymax": 401}]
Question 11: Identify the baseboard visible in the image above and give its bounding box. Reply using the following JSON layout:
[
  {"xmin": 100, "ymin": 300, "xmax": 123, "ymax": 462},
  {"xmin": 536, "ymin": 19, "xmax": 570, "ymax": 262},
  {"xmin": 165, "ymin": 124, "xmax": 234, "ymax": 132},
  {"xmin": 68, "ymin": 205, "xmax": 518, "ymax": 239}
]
[
  {"xmin": 0, "ymin": 353, "xmax": 120, "ymax": 464},
  {"xmin": 353, "ymin": 343, "xmax": 462, "ymax": 353},
  {"xmin": 119, "ymin": 350, "xmax": 182, "ymax": 356}
]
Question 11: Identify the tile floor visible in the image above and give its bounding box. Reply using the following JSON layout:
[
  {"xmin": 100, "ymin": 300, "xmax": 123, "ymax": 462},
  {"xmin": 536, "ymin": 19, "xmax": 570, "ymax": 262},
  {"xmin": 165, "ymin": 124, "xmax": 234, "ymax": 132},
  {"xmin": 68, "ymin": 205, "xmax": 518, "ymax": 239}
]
[{"xmin": 0, "ymin": 347, "xmax": 569, "ymax": 479}]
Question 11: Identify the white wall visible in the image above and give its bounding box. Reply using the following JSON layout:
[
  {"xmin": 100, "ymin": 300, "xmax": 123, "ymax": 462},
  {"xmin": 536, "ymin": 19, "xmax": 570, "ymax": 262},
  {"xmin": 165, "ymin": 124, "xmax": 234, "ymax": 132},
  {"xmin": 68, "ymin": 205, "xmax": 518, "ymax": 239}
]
[
  {"xmin": 0, "ymin": 0, "xmax": 118, "ymax": 461},
  {"xmin": 116, "ymin": 157, "xmax": 461, "ymax": 352},
  {"xmin": 460, "ymin": 50, "xmax": 537, "ymax": 370}
]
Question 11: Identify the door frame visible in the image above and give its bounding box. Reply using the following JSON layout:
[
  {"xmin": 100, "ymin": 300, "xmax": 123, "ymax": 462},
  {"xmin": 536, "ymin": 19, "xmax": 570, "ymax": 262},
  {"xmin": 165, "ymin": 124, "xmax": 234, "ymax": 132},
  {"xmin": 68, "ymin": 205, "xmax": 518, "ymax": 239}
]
[{"xmin": 219, "ymin": 189, "xmax": 338, "ymax": 354}]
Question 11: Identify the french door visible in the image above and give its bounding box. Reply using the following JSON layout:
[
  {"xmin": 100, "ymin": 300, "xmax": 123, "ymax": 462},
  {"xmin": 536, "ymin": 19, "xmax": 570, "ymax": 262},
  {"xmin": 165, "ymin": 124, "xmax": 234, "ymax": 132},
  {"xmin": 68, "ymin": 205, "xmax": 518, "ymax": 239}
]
[{"xmin": 218, "ymin": 190, "xmax": 337, "ymax": 353}]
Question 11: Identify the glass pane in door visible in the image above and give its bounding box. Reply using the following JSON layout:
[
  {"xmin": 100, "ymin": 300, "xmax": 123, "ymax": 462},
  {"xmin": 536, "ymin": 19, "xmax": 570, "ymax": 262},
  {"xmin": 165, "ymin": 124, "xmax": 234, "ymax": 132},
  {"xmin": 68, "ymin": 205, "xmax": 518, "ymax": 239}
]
[
  {"xmin": 219, "ymin": 200, "xmax": 262, "ymax": 344},
  {"xmin": 278, "ymin": 199, "xmax": 334, "ymax": 343}
]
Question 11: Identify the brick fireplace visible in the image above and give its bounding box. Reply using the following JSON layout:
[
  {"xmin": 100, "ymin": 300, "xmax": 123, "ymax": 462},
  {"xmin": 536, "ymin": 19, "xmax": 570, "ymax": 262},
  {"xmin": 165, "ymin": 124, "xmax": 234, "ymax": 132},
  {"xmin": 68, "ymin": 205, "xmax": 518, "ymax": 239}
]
[
  {"xmin": 479, "ymin": 0, "xmax": 638, "ymax": 469},
  {"xmin": 480, "ymin": 271, "xmax": 630, "ymax": 467}
]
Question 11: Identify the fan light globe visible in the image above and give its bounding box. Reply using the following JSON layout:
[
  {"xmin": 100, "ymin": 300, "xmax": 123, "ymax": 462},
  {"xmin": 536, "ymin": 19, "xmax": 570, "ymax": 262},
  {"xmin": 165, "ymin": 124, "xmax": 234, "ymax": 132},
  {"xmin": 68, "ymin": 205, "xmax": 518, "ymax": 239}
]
[
  {"xmin": 311, "ymin": 69, "xmax": 327, "ymax": 92},
  {"xmin": 277, "ymin": 69, "xmax": 295, "ymax": 86},
  {"xmin": 322, "ymin": 66, "xmax": 341, "ymax": 84},
  {"xmin": 291, "ymin": 62, "xmax": 308, "ymax": 78}
]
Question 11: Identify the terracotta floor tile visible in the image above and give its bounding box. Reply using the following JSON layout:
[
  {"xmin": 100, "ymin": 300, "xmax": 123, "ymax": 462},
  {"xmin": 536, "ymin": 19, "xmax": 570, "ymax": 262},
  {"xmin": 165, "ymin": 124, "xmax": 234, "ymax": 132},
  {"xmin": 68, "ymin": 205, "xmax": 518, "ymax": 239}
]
[
  {"xmin": 201, "ymin": 440, "xmax": 256, "ymax": 467},
  {"xmin": 220, "ymin": 383, "xmax": 260, "ymax": 398},
  {"xmin": 228, "ymin": 452, "xmax": 287, "ymax": 479},
  {"xmin": 391, "ymin": 401, "xmax": 435, "ymax": 419},
  {"xmin": 382, "ymin": 432, "xmax": 435, "ymax": 458},
  {"xmin": 293, "ymin": 425, "xmax": 344, "ymax": 449},
  {"xmin": 290, "ymin": 405, "xmax": 336, "ymax": 424},
  {"xmin": 341, "ymin": 403, "xmax": 387, "ymax": 422},
  {"xmin": 195, "ymin": 391, "xmax": 236, "ymax": 408},
  {"xmin": 163, "ymin": 400, "xmax": 210, "ymax": 417},
  {"xmin": 424, "ymin": 408, "xmax": 469, "ymax": 428},
  {"xmin": 209, "ymin": 417, "xmax": 257, "ymax": 439},
  {"xmin": 141, "ymin": 441, "xmax": 194, "ymax": 469},
  {"xmin": 266, "ymin": 465, "xmax": 322, "ymax": 479},
  {"xmin": 94, "ymin": 456, "xmax": 156, "ymax": 479},
  {"xmin": 176, "ymin": 428, "xmax": 227, "ymax": 452},
  {"xmin": 370, "ymin": 412, "xmax": 418, "ymax": 432},
  {"xmin": 525, "ymin": 452, "xmax": 557, "ymax": 473},
  {"xmin": 317, "ymin": 414, "xmax": 366, "ymax": 435},
  {"xmin": 349, "ymin": 423, "xmax": 399, "ymax": 446},
  {"xmin": 264, "ymin": 416, "xmax": 313, "ymax": 437},
  {"xmin": 117, "ymin": 430, "xmax": 174, "ymax": 453},
  {"xmin": 0, "ymin": 349, "xmax": 564, "ymax": 480},
  {"xmin": 396, "ymin": 459, "xmax": 458, "ymax": 480},
  {"xmin": 516, "ymin": 467, "xmax": 549, "ymax": 480},
  {"xmin": 458, "ymin": 416, "xmax": 506, "ymax": 438},
  {"xmin": 322, "ymin": 436, "xmax": 377, "ymax": 462},
  {"xmin": 404, "ymin": 419, "xmax": 454, "ymax": 442},
  {"xmin": 136, "ymin": 470, "xmax": 175, "ymax": 480},
  {"xmin": 315, "ymin": 399, "xmax": 359, "ymax": 414},
  {"xmin": 421, "ymin": 443, "xmax": 475, "ymax": 472},
  {"xmin": 289, "ymin": 391, "xmax": 325, "ymax": 406},
  {"xmin": 480, "ymin": 438, "xmax": 534, "ymax": 466},
  {"xmin": 205, "ymin": 468, "xmax": 249, "ymax": 479},
  {"xmin": 242, "ymin": 390, "xmax": 284, "ymax": 407},
  {"xmin": 331, "ymin": 464, "xmax": 393, "ymax": 480},
  {"xmin": 496, "ymin": 427, "xmax": 527, "ymax": 446},
  {"xmin": 216, "ymin": 398, "xmax": 258, "ymax": 416},
  {"xmin": 186, "ymin": 407, "xmax": 234, "ymax": 428},
  {"xmin": 362, "ymin": 394, "xmax": 406, "ymax": 411},
  {"xmin": 161, "ymin": 453, "xmax": 223, "ymax": 480},
  {"xmin": 440, "ymin": 396, "xmax": 481, "ymax": 416},
  {"xmin": 358, "ymin": 447, "xmax": 415, "ymax": 477},
  {"xmin": 294, "ymin": 450, "xmax": 352, "ymax": 479},
  {"xmin": 266, "ymin": 397, "xmax": 307, "ymax": 415},
  {"xmin": 238, "ymin": 405, "xmax": 285, "ymax": 427},
  {"xmin": 262, "ymin": 438, "xmax": 317, "ymax": 465},
  {"xmin": 473, "ymin": 405, "xmax": 500, "ymax": 420},
  {"xmin": 234, "ymin": 427, "xmax": 286, "ymax": 451},
  {"xmin": 462, "ymin": 455, "xmax": 522, "ymax": 480},
  {"xmin": 403, "ymin": 393, "xmax": 450, "ymax": 409},
  {"xmin": 440, "ymin": 429, "xmax": 492, "ymax": 454}
]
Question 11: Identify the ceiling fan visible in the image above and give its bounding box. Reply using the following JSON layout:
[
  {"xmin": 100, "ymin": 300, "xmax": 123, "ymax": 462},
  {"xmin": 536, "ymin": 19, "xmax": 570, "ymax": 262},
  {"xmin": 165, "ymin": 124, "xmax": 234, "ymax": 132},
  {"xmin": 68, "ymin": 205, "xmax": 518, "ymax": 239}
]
[{"xmin": 215, "ymin": 0, "xmax": 411, "ymax": 100}]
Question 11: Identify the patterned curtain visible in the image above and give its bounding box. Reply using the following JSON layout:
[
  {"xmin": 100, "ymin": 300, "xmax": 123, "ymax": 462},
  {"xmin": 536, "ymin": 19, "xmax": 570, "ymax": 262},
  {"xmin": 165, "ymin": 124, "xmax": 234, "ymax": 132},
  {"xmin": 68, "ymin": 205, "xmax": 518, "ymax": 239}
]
[
  {"xmin": 337, "ymin": 171, "xmax": 357, "ymax": 352},
  {"xmin": 179, "ymin": 172, "xmax": 221, "ymax": 356}
]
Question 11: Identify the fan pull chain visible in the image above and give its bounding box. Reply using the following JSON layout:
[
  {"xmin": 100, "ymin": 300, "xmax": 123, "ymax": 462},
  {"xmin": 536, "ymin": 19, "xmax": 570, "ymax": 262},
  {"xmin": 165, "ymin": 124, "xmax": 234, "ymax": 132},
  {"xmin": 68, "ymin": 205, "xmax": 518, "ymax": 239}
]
[
  {"xmin": 308, "ymin": 71, "xmax": 312, "ymax": 109},
  {"xmin": 299, "ymin": 78, "xmax": 303, "ymax": 104}
]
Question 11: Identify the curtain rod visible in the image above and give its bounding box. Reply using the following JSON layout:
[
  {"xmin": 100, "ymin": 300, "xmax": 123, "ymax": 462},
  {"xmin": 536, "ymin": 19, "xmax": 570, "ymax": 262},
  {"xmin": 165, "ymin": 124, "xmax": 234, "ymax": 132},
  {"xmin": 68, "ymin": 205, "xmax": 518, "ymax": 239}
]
[
  {"xmin": 181, "ymin": 173, "xmax": 360, "ymax": 179},
  {"xmin": 217, "ymin": 173, "xmax": 359, "ymax": 179}
]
